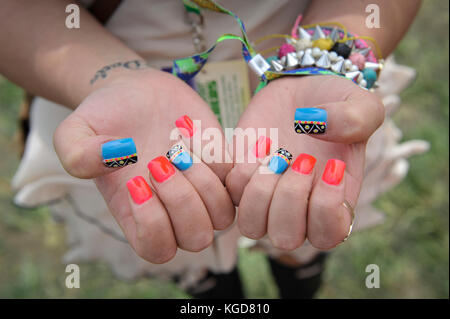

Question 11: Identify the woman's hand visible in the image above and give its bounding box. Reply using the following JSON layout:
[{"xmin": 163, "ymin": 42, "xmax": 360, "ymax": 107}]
[
  {"xmin": 226, "ymin": 75, "xmax": 385, "ymax": 250},
  {"xmin": 54, "ymin": 69, "xmax": 235, "ymax": 263}
]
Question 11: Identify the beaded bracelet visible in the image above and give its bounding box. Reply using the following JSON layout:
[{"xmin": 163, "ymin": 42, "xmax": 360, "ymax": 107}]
[
  {"xmin": 171, "ymin": 1, "xmax": 384, "ymax": 93},
  {"xmin": 253, "ymin": 23, "xmax": 384, "ymax": 91}
]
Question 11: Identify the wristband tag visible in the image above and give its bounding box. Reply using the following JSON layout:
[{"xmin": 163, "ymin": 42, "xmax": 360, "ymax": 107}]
[{"xmin": 193, "ymin": 59, "xmax": 251, "ymax": 130}]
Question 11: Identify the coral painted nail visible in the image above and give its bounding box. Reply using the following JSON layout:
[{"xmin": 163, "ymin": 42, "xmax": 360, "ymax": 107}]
[
  {"xmin": 253, "ymin": 136, "xmax": 272, "ymax": 158},
  {"xmin": 126, "ymin": 176, "xmax": 152, "ymax": 205},
  {"xmin": 148, "ymin": 156, "xmax": 176, "ymax": 183},
  {"xmin": 292, "ymin": 153, "xmax": 316, "ymax": 175},
  {"xmin": 322, "ymin": 159, "xmax": 346, "ymax": 185},
  {"xmin": 175, "ymin": 115, "xmax": 195, "ymax": 137}
]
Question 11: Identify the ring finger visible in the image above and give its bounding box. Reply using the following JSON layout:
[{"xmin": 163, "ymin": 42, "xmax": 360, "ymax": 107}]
[{"xmin": 238, "ymin": 148, "xmax": 292, "ymax": 239}]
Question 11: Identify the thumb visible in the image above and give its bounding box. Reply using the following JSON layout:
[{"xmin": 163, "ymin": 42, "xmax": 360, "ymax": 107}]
[
  {"xmin": 53, "ymin": 114, "xmax": 137, "ymax": 179},
  {"xmin": 295, "ymin": 90, "xmax": 385, "ymax": 144}
]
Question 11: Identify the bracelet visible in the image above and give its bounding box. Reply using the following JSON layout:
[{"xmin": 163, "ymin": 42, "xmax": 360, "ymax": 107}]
[
  {"xmin": 256, "ymin": 23, "xmax": 383, "ymax": 90},
  {"xmin": 171, "ymin": 1, "xmax": 384, "ymax": 93}
]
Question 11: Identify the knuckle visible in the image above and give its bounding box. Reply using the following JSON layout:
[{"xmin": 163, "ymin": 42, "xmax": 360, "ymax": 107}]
[
  {"xmin": 148, "ymin": 247, "xmax": 177, "ymax": 264},
  {"xmin": 307, "ymin": 204, "xmax": 349, "ymax": 250},
  {"xmin": 185, "ymin": 229, "xmax": 214, "ymax": 252},
  {"xmin": 277, "ymin": 182, "xmax": 309, "ymax": 202},
  {"xmin": 271, "ymin": 236, "xmax": 303, "ymax": 251},
  {"xmin": 372, "ymin": 96, "xmax": 386, "ymax": 128},
  {"xmin": 212, "ymin": 205, "xmax": 235, "ymax": 231},
  {"xmin": 170, "ymin": 186, "xmax": 198, "ymax": 208},
  {"xmin": 343, "ymin": 107, "xmax": 366, "ymax": 139},
  {"xmin": 63, "ymin": 144, "xmax": 92, "ymax": 179},
  {"xmin": 309, "ymin": 237, "xmax": 338, "ymax": 250},
  {"xmin": 249, "ymin": 180, "xmax": 272, "ymax": 199},
  {"xmin": 238, "ymin": 216, "xmax": 266, "ymax": 239},
  {"xmin": 232, "ymin": 164, "xmax": 253, "ymax": 186},
  {"xmin": 54, "ymin": 118, "xmax": 93, "ymax": 179},
  {"xmin": 239, "ymin": 225, "xmax": 265, "ymax": 240},
  {"xmin": 135, "ymin": 241, "xmax": 177, "ymax": 264},
  {"xmin": 196, "ymin": 176, "xmax": 218, "ymax": 195}
]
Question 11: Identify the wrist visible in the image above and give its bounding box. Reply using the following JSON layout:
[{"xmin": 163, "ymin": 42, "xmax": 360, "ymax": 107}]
[{"xmin": 67, "ymin": 58, "xmax": 160, "ymax": 109}]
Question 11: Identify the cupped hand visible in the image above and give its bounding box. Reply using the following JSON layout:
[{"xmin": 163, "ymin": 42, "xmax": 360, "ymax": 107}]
[
  {"xmin": 54, "ymin": 69, "xmax": 235, "ymax": 263},
  {"xmin": 226, "ymin": 75, "xmax": 384, "ymax": 250}
]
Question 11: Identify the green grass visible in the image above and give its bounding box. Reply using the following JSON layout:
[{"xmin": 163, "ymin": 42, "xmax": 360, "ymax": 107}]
[{"xmin": 0, "ymin": 1, "xmax": 448, "ymax": 298}]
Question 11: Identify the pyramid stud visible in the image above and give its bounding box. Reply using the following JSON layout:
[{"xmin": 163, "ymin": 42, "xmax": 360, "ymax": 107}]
[
  {"xmin": 356, "ymin": 47, "xmax": 371, "ymax": 57},
  {"xmin": 364, "ymin": 62, "xmax": 383, "ymax": 70},
  {"xmin": 345, "ymin": 71, "xmax": 361, "ymax": 82},
  {"xmin": 330, "ymin": 59, "xmax": 345, "ymax": 73},
  {"xmin": 344, "ymin": 59, "xmax": 353, "ymax": 71},
  {"xmin": 328, "ymin": 51, "xmax": 338, "ymax": 62},
  {"xmin": 270, "ymin": 60, "xmax": 284, "ymax": 72},
  {"xmin": 312, "ymin": 25, "xmax": 326, "ymax": 40},
  {"xmin": 315, "ymin": 52, "xmax": 331, "ymax": 69},
  {"xmin": 298, "ymin": 27, "xmax": 312, "ymax": 40},
  {"xmin": 312, "ymin": 47, "xmax": 322, "ymax": 58},
  {"xmin": 329, "ymin": 27, "xmax": 340, "ymax": 42},
  {"xmin": 285, "ymin": 52, "xmax": 299, "ymax": 69},
  {"xmin": 286, "ymin": 38, "xmax": 297, "ymax": 45},
  {"xmin": 350, "ymin": 64, "xmax": 359, "ymax": 72},
  {"xmin": 295, "ymin": 38, "xmax": 312, "ymax": 51},
  {"xmin": 359, "ymin": 79, "xmax": 367, "ymax": 88},
  {"xmin": 296, "ymin": 50, "xmax": 305, "ymax": 60},
  {"xmin": 300, "ymin": 50, "xmax": 315, "ymax": 67},
  {"xmin": 345, "ymin": 39, "xmax": 354, "ymax": 48}
]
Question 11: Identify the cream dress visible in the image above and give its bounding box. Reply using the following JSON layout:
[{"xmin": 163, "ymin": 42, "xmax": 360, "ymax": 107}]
[{"xmin": 11, "ymin": 0, "xmax": 428, "ymax": 290}]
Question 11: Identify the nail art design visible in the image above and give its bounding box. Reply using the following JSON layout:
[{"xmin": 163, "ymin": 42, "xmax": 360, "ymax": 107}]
[
  {"xmin": 126, "ymin": 176, "xmax": 152, "ymax": 205},
  {"xmin": 294, "ymin": 108, "xmax": 327, "ymax": 134},
  {"xmin": 268, "ymin": 148, "xmax": 292, "ymax": 174},
  {"xmin": 253, "ymin": 136, "xmax": 272, "ymax": 158},
  {"xmin": 322, "ymin": 159, "xmax": 346, "ymax": 185},
  {"xmin": 148, "ymin": 156, "xmax": 175, "ymax": 183},
  {"xmin": 292, "ymin": 153, "xmax": 317, "ymax": 175},
  {"xmin": 166, "ymin": 145, "xmax": 193, "ymax": 171},
  {"xmin": 101, "ymin": 138, "xmax": 137, "ymax": 168},
  {"xmin": 175, "ymin": 115, "xmax": 195, "ymax": 137}
]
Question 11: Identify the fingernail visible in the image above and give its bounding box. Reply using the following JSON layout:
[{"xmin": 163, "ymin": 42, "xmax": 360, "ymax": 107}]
[
  {"xmin": 148, "ymin": 156, "xmax": 176, "ymax": 183},
  {"xmin": 175, "ymin": 115, "xmax": 195, "ymax": 137},
  {"xmin": 322, "ymin": 159, "xmax": 346, "ymax": 185},
  {"xmin": 252, "ymin": 136, "xmax": 272, "ymax": 158},
  {"xmin": 292, "ymin": 153, "xmax": 316, "ymax": 175},
  {"xmin": 294, "ymin": 107, "xmax": 327, "ymax": 134},
  {"xmin": 126, "ymin": 176, "xmax": 152, "ymax": 205},
  {"xmin": 101, "ymin": 138, "xmax": 137, "ymax": 168},
  {"xmin": 166, "ymin": 145, "xmax": 193, "ymax": 171},
  {"xmin": 268, "ymin": 148, "xmax": 292, "ymax": 174}
]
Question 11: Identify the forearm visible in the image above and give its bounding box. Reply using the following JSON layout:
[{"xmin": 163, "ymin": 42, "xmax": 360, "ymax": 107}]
[
  {"xmin": 0, "ymin": 0, "xmax": 146, "ymax": 109},
  {"xmin": 302, "ymin": 0, "xmax": 421, "ymax": 57}
]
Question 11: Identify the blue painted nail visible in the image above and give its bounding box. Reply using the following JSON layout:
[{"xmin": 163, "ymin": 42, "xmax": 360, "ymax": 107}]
[
  {"xmin": 166, "ymin": 145, "xmax": 193, "ymax": 171},
  {"xmin": 101, "ymin": 138, "xmax": 137, "ymax": 168},
  {"xmin": 268, "ymin": 148, "xmax": 292, "ymax": 174},
  {"xmin": 294, "ymin": 107, "xmax": 327, "ymax": 134}
]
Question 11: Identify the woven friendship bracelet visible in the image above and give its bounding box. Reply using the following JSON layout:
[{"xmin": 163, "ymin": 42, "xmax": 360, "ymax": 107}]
[{"xmin": 172, "ymin": 0, "xmax": 384, "ymax": 93}]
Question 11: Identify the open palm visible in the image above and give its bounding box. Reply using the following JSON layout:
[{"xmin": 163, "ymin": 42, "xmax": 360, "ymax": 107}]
[
  {"xmin": 54, "ymin": 70, "xmax": 235, "ymax": 263},
  {"xmin": 226, "ymin": 75, "xmax": 384, "ymax": 250}
]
